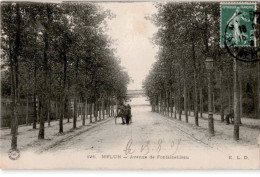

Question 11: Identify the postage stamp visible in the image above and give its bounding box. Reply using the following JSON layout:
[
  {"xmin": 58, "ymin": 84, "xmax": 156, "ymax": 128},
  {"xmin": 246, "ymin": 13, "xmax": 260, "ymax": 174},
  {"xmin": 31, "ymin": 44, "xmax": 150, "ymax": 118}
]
[{"xmin": 220, "ymin": 3, "xmax": 256, "ymax": 47}]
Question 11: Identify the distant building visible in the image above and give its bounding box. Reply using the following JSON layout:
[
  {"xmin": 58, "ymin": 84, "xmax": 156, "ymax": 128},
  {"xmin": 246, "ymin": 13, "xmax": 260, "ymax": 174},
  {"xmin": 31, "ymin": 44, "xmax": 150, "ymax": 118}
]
[{"xmin": 127, "ymin": 90, "xmax": 145, "ymax": 98}]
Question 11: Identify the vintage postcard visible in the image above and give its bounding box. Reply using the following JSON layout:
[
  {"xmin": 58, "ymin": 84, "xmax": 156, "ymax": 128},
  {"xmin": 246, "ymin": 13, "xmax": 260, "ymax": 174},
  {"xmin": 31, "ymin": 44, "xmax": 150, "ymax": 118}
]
[{"xmin": 0, "ymin": 0, "xmax": 260, "ymax": 170}]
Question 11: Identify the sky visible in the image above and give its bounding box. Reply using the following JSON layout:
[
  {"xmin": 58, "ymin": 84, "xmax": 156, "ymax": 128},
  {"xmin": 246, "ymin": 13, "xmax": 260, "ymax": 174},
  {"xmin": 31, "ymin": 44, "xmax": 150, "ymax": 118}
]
[{"xmin": 100, "ymin": 2, "xmax": 159, "ymax": 90}]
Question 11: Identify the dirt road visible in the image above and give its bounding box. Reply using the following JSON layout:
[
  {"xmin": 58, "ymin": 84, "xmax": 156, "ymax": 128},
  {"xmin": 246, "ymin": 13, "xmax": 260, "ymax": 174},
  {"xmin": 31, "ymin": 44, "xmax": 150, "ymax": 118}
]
[
  {"xmin": 2, "ymin": 98, "xmax": 259, "ymax": 169},
  {"xmin": 45, "ymin": 104, "xmax": 221, "ymax": 155}
]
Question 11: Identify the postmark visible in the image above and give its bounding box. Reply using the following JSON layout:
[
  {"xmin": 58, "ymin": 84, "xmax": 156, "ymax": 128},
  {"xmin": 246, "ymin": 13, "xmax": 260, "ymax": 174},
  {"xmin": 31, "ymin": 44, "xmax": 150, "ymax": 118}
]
[{"xmin": 8, "ymin": 149, "xmax": 21, "ymax": 160}]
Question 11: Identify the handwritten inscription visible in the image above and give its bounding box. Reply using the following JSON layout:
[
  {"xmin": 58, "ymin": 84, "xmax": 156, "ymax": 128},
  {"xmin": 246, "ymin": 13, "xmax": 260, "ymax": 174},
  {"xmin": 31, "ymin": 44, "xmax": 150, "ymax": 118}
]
[
  {"xmin": 124, "ymin": 138, "xmax": 181, "ymax": 156},
  {"xmin": 124, "ymin": 138, "xmax": 135, "ymax": 155}
]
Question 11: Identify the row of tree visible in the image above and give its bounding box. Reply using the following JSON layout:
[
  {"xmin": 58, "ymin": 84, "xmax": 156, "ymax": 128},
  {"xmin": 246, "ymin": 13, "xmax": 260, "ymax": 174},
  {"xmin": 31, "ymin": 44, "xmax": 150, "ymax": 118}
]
[
  {"xmin": 1, "ymin": 2, "xmax": 130, "ymax": 150},
  {"xmin": 143, "ymin": 2, "xmax": 260, "ymax": 139}
]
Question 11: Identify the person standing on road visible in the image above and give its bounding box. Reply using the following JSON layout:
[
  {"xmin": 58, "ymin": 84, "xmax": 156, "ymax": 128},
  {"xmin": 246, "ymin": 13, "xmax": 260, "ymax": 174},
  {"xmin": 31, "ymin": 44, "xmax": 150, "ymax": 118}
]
[
  {"xmin": 125, "ymin": 104, "xmax": 132, "ymax": 125},
  {"xmin": 121, "ymin": 105, "xmax": 126, "ymax": 124}
]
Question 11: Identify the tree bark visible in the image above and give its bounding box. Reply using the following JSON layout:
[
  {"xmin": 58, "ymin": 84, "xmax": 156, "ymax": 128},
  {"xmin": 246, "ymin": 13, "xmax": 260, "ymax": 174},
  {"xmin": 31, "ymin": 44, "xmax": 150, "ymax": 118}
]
[
  {"xmin": 112, "ymin": 96, "xmax": 115, "ymax": 117},
  {"xmin": 82, "ymin": 100, "xmax": 86, "ymax": 126},
  {"xmin": 10, "ymin": 3, "xmax": 21, "ymax": 150},
  {"xmin": 220, "ymin": 66, "xmax": 224, "ymax": 122},
  {"xmin": 170, "ymin": 90, "xmax": 173, "ymax": 117},
  {"xmin": 238, "ymin": 64, "xmax": 243, "ymax": 124},
  {"xmin": 258, "ymin": 61, "xmax": 260, "ymax": 119},
  {"xmin": 73, "ymin": 97, "xmax": 77, "ymax": 128},
  {"xmin": 183, "ymin": 59, "xmax": 188, "ymax": 122},
  {"xmin": 90, "ymin": 102, "xmax": 93, "ymax": 123},
  {"xmin": 239, "ymin": 81, "xmax": 243, "ymax": 121},
  {"xmin": 55, "ymin": 99, "xmax": 58, "ymax": 120},
  {"xmin": 47, "ymin": 97, "xmax": 50, "ymax": 127},
  {"xmin": 26, "ymin": 93, "xmax": 29, "ymax": 125},
  {"xmin": 213, "ymin": 92, "xmax": 216, "ymax": 114},
  {"xmin": 33, "ymin": 62, "xmax": 37, "ymax": 129},
  {"xmin": 178, "ymin": 70, "xmax": 182, "ymax": 120},
  {"xmin": 94, "ymin": 96, "xmax": 98, "ymax": 122},
  {"xmin": 207, "ymin": 69, "xmax": 214, "ymax": 137},
  {"xmin": 38, "ymin": 95, "xmax": 44, "ymax": 139},
  {"xmin": 99, "ymin": 97, "xmax": 102, "ymax": 121},
  {"xmin": 10, "ymin": 61, "xmax": 18, "ymax": 150},
  {"xmin": 188, "ymin": 91, "xmax": 191, "ymax": 116},
  {"xmin": 229, "ymin": 83, "xmax": 232, "ymax": 113},
  {"xmin": 39, "ymin": 4, "xmax": 52, "ymax": 139},
  {"xmin": 60, "ymin": 51, "xmax": 67, "ymax": 133},
  {"xmin": 73, "ymin": 57, "xmax": 79, "ymax": 129},
  {"xmin": 192, "ymin": 37, "xmax": 199, "ymax": 126},
  {"xmin": 174, "ymin": 91, "xmax": 177, "ymax": 119},
  {"xmin": 199, "ymin": 87, "xmax": 203, "ymax": 118},
  {"xmin": 233, "ymin": 58, "xmax": 240, "ymax": 140},
  {"xmin": 102, "ymin": 97, "xmax": 105, "ymax": 119}
]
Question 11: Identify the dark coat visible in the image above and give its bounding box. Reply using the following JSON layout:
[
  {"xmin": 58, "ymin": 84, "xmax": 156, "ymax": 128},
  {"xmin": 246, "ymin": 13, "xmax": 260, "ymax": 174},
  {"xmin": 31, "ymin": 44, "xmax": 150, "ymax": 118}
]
[{"xmin": 125, "ymin": 106, "xmax": 131, "ymax": 118}]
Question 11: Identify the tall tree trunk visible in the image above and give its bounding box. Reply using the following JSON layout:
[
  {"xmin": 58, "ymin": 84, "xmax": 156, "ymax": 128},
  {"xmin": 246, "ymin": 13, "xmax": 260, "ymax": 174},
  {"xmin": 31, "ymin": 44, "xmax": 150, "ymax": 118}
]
[
  {"xmin": 26, "ymin": 92, "xmax": 29, "ymax": 125},
  {"xmin": 174, "ymin": 91, "xmax": 177, "ymax": 119},
  {"xmin": 105, "ymin": 97, "xmax": 108, "ymax": 117},
  {"xmin": 239, "ymin": 80, "xmax": 242, "ymax": 122},
  {"xmin": 37, "ymin": 95, "xmax": 40, "ymax": 123},
  {"xmin": 102, "ymin": 97, "xmax": 105, "ymax": 119},
  {"xmin": 64, "ymin": 98, "xmax": 68, "ymax": 123},
  {"xmin": 33, "ymin": 61, "xmax": 37, "ymax": 129},
  {"xmin": 233, "ymin": 58, "xmax": 240, "ymax": 140},
  {"xmin": 112, "ymin": 96, "xmax": 114, "ymax": 117},
  {"xmin": 213, "ymin": 92, "xmax": 215, "ymax": 114},
  {"xmin": 238, "ymin": 64, "xmax": 243, "ymax": 124},
  {"xmin": 258, "ymin": 61, "xmax": 260, "ymax": 119},
  {"xmin": 10, "ymin": 62, "xmax": 18, "ymax": 150},
  {"xmin": 178, "ymin": 70, "xmax": 182, "ymax": 120},
  {"xmin": 60, "ymin": 51, "xmax": 67, "ymax": 133},
  {"xmin": 39, "ymin": 4, "xmax": 51, "ymax": 139},
  {"xmin": 199, "ymin": 87, "xmax": 203, "ymax": 118},
  {"xmin": 220, "ymin": 66, "xmax": 224, "ymax": 122},
  {"xmin": 73, "ymin": 57, "xmax": 79, "ymax": 129},
  {"xmin": 108, "ymin": 97, "xmax": 111, "ymax": 117},
  {"xmin": 10, "ymin": 4, "xmax": 21, "ymax": 150},
  {"xmin": 156, "ymin": 94, "xmax": 159, "ymax": 113},
  {"xmin": 90, "ymin": 102, "xmax": 93, "ymax": 123},
  {"xmin": 166, "ymin": 90, "xmax": 169, "ymax": 116},
  {"xmin": 229, "ymin": 83, "xmax": 232, "ymax": 113},
  {"xmin": 38, "ymin": 95, "xmax": 45, "ymax": 139},
  {"xmin": 47, "ymin": 97, "xmax": 50, "ymax": 127},
  {"xmin": 73, "ymin": 97, "xmax": 77, "ymax": 128},
  {"xmin": 116, "ymin": 97, "xmax": 118, "ymax": 116},
  {"xmin": 183, "ymin": 59, "xmax": 188, "ymax": 122},
  {"xmin": 66, "ymin": 78, "xmax": 70, "ymax": 123},
  {"xmin": 59, "ymin": 101, "xmax": 62, "ymax": 121},
  {"xmin": 192, "ymin": 37, "xmax": 199, "ymax": 126},
  {"xmin": 165, "ymin": 91, "xmax": 168, "ymax": 116},
  {"xmin": 98, "ymin": 98, "xmax": 101, "ymax": 121},
  {"xmin": 161, "ymin": 91, "xmax": 163, "ymax": 114},
  {"xmin": 188, "ymin": 91, "xmax": 191, "ymax": 116},
  {"xmin": 162, "ymin": 91, "xmax": 165, "ymax": 115},
  {"xmin": 94, "ymin": 96, "xmax": 98, "ymax": 122},
  {"xmin": 55, "ymin": 99, "xmax": 58, "ymax": 120},
  {"xmin": 32, "ymin": 25, "xmax": 38, "ymax": 129},
  {"xmin": 162, "ymin": 92, "xmax": 165, "ymax": 115},
  {"xmin": 207, "ymin": 69, "xmax": 214, "ymax": 137},
  {"xmin": 170, "ymin": 90, "xmax": 173, "ymax": 117},
  {"xmin": 82, "ymin": 100, "xmax": 86, "ymax": 126},
  {"xmin": 47, "ymin": 72, "xmax": 52, "ymax": 127}
]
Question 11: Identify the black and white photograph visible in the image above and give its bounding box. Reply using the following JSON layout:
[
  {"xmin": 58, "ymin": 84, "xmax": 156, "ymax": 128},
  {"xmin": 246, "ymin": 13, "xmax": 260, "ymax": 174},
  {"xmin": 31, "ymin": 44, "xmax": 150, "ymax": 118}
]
[{"xmin": 0, "ymin": 0, "xmax": 260, "ymax": 170}]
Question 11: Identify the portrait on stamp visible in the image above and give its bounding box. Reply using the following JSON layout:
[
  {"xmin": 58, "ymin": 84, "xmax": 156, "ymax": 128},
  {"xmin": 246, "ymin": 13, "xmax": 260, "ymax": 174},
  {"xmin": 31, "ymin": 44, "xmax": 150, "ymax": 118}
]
[{"xmin": 221, "ymin": 3, "xmax": 256, "ymax": 47}]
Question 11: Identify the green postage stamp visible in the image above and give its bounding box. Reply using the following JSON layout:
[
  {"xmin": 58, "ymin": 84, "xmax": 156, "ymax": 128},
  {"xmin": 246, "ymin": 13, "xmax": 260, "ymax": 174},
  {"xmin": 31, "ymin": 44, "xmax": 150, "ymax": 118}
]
[{"xmin": 221, "ymin": 3, "xmax": 256, "ymax": 47}]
